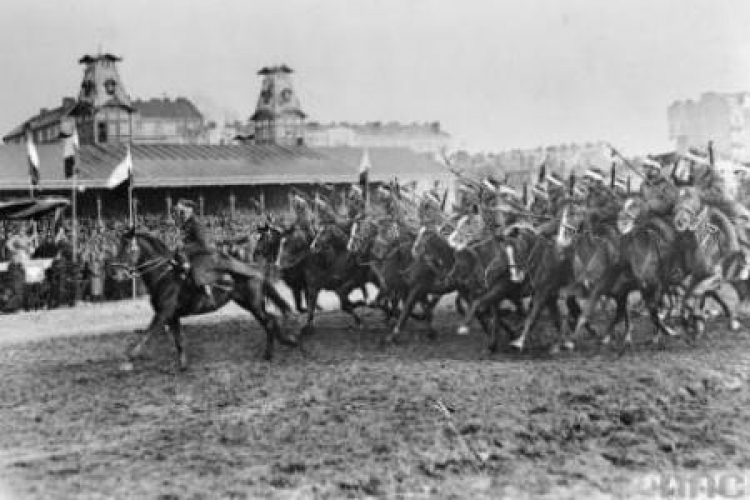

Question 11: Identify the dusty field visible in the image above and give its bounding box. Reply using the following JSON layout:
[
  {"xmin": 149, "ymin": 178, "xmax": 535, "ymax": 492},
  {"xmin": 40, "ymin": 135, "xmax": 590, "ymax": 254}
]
[{"xmin": 2, "ymin": 295, "xmax": 750, "ymax": 499}]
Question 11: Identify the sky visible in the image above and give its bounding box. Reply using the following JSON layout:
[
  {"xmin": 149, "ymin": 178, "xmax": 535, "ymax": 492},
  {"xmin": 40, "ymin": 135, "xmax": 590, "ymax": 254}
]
[{"xmin": 0, "ymin": 0, "xmax": 748, "ymax": 154}]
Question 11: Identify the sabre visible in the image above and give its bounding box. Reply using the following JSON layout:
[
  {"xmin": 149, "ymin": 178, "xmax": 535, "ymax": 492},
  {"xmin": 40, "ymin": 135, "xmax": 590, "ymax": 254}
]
[{"xmin": 605, "ymin": 143, "xmax": 652, "ymax": 186}]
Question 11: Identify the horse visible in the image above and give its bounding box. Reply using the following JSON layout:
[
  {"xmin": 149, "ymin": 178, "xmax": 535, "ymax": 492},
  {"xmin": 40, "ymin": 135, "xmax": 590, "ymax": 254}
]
[
  {"xmin": 446, "ymin": 223, "xmax": 535, "ymax": 353},
  {"xmin": 510, "ymin": 202, "xmax": 591, "ymax": 352},
  {"xmin": 386, "ymin": 224, "xmax": 461, "ymax": 344},
  {"xmin": 673, "ymin": 186, "xmax": 746, "ymax": 334},
  {"xmin": 253, "ymin": 223, "xmax": 309, "ymax": 313},
  {"xmin": 277, "ymin": 222, "xmax": 371, "ymax": 336},
  {"xmin": 115, "ymin": 231, "xmax": 298, "ymax": 370}
]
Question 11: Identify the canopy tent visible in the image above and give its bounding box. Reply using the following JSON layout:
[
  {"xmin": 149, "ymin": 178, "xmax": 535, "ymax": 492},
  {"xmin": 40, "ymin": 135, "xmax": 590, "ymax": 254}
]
[{"xmin": 1, "ymin": 196, "xmax": 69, "ymax": 220}]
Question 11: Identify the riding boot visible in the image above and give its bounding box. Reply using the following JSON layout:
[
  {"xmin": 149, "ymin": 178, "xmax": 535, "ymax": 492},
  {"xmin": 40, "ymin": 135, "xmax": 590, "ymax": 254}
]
[{"xmin": 204, "ymin": 285, "xmax": 216, "ymax": 308}]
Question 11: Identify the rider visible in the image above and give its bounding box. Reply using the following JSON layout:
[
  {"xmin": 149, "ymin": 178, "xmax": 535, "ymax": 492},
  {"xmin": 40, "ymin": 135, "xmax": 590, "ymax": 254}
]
[
  {"xmin": 418, "ymin": 190, "xmax": 444, "ymax": 230},
  {"xmin": 673, "ymin": 147, "xmax": 750, "ymax": 277},
  {"xmin": 346, "ymin": 185, "xmax": 367, "ymax": 220},
  {"xmin": 583, "ymin": 166, "xmax": 620, "ymax": 229},
  {"xmin": 174, "ymin": 198, "xmax": 217, "ymax": 307},
  {"xmin": 640, "ymin": 157, "xmax": 676, "ymax": 217}
]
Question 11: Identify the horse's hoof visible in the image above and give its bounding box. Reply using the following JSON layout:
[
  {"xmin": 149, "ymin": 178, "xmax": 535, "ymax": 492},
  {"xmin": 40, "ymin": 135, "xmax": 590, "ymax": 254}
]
[
  {"xmin": 263, "ymin": 351, "xmax": 273, "ymax": 361},
  {"xmin": 301, "ymin": 324, "xmax": 316, "ymax": 337},
  {"xmin": 601, "ymin": 335, "xmax": 611, "ymax": 346},
  {"xmin": 457, "ymin": 325, "xmax": 470, "ymax": 336},
  {"xmin": 549, "ymin": 344, "xmax": 560, "ymax": 355},
  {"xmin": 119, "ymin": 361, "xmax": 134, "ymax": 372},
  {"xmin": 730, "ymin": 319, "xmax": 742, "ymax": 331},
  {"xmin": 563, "ymin": 340, "xmax": 575, "ymax": 351}
]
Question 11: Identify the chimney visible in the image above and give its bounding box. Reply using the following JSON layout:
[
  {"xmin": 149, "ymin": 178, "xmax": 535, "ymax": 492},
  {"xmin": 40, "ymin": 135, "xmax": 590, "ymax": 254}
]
[
  {"xmin": 62, "ymin": 97, "xmax": 76, "ymax": 108},
  {"xmin": 39, "ymin": 108, "xmax": 48, "ymax": 116}
]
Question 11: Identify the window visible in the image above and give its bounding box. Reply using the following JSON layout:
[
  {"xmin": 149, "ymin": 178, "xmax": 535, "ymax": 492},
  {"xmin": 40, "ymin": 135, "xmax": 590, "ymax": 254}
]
[{"xmin": 98, "ymin": 122, "xmax": 108, "ymax": 143}]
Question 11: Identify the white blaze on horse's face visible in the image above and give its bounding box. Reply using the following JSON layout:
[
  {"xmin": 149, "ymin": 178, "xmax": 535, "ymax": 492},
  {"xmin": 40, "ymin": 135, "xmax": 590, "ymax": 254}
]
[
  {"xmin": 448, "ymin": 215, "xmax": 470, "ymax": 249},
  {"xmin": 276, "ymin": 237, "xmax": 287, "ymax": 267},
  {"xmin": 412, "ymin": 226, "xmax": 427, "ymax": 257},
  {"xmin": 556, "ymin": 206, "xmax": 571, "ymax": 248},
  {"xmin": 347, "ymin": 222, "xmax": 359, "ymax": 252},
  {"xmin": 617, "ymin": 198, "xmax": 636, "ymax": 235}
]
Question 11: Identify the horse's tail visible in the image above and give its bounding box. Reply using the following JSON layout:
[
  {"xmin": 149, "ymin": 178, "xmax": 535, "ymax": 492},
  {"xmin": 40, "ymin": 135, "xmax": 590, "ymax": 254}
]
[{"xmin": 262, "ymin": 279, "xmax": 292, "ymax": 317}]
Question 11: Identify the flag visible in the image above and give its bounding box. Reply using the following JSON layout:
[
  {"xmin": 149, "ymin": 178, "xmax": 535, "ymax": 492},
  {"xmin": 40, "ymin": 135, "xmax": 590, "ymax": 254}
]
[
  {"xmin": 538, "ymin": 163, "xmax": 547, "ymax": 185},
  {"xmin": 26, "ymin": 129, "xmax": 39, "ymax": 186},
  {"xmin": 610, "ymin": 162, "xmax": 616, "ymax": 189},
  {"xmin": 107, "ymin": 145, "xmax": 132, "ymax": 189},
  {"xmin": 358, "ymin": 148, "xmax": 371, "ymax": 189},
  {"xmin": 62, "ymin": 126, "xmax": 79, "ymax": 178}
]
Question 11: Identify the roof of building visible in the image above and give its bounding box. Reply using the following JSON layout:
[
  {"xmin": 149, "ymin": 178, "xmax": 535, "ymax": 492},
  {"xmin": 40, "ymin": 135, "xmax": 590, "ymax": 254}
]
[
  {"xmin": 3, "ymin": 100, "xmax": 77, "ymax": 141},
  {"xmin": 133, "ymin": 97, "xmax": 203, "ymax": 120},
  {"xmin": 0, "ymin": 144, "xmax": 450, "ymax": 190},
  {"xmin": 305, "ymin": 121, "xmax": 450, "ymax": 138}
]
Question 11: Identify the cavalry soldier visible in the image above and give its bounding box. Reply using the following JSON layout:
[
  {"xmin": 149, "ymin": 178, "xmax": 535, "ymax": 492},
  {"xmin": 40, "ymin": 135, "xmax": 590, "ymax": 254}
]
[
  {"xmin": 640, "ymin": 157, "xmax": 676, "ymax": 217},
  {"xmin": 173, "ymin": 199, "xmax": 264, "ymax": 307},
  {"xmin": 346, "ymin": 185, "xmax": 367, "ymax": 219},
  {"xmin": 418, "ymin": 190, "xmax": 444, "ymax": 229},
  {"xmin": 673, "ymin": 148, "xmax": 750, "ymax": 277},
  {"xmin": 174, "ymin": 199, "xmax": 217, "ymax": 306},
  {"xmin": 583, "ymin": 166, "xmax": 620, "ymax": 228},
  {"xmin": 314, "ymin": 195, "xmax": 339, "ymax": 226}
]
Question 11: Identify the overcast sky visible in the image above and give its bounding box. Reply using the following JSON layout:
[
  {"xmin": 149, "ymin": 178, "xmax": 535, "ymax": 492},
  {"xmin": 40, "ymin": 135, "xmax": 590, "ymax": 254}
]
[{"xmin": 0, "ymin": 0, "xmax": 748, "ymax": 154}]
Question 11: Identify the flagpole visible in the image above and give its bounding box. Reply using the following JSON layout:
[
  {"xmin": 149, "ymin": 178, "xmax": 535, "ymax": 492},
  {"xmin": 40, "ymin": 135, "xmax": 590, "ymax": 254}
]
[{"xmin": 72, "ymin": 153, "xmax": 78, "ymax": 264}]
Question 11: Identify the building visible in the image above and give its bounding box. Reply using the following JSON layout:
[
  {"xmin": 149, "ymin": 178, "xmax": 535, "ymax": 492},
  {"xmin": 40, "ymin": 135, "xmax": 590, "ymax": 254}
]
[
  {"xmin": 131, "ymin": 97, "xmax": 207, "ymax": 144},
  {"xmin": 249, "ymin": 65, "xmax": 306, "ymax": 146},
  {"xmin": 453, "ymin": 142, "xmax": 617, "ymax": 187},
  {"xmin": 0, "ymin": 143, "xmax": 452, "ymax": 219},
  {"xmin": 3, "ymin": 54, "xmax": 208, "ymax": 146},
  {"xmin": 305, "ymin": 121, "xmax": 452, "ymax": 154},
  {"xmin": 668, "ymin": 92, "xmax": 750, "ymax": 162}
]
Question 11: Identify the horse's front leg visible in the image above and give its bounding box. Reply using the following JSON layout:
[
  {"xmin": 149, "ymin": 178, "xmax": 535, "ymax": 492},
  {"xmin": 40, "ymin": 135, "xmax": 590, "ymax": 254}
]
[
  {"xmin": 387, "ymin": 284, "xmax": 425, "ymax": 344},
  {"xmin": 336, "ymin": 279, "xmax": 365, "ymax": 330},
  {"xmin": 301, "ymin": 285, "xmax": 320, "ymax": 337},
  {"xmin": 129, "ymin": 313, "xmax": 168, "ymax": 359},
  {"xmin": 168, "ymin": 318, "xmax": 188, "ymax": 371}
]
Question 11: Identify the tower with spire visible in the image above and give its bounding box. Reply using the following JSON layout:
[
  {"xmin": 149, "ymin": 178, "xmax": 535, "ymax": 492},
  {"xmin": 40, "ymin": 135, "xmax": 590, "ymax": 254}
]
[
  {"xmin": 72, "ymin": 53, "xmax": 134, "ymax": 145},
  {"xmin": 250, "ymin": 65, "xmax": 306, "ymax": 146}
]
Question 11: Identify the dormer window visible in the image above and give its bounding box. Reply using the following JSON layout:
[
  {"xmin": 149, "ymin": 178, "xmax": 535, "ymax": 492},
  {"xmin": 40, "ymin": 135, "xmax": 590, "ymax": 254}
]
[
  {"xmin": 81, "ymin": 80, "xmax": 95, "ymax": 97},
  {"xmin": 104, "ymin": 79, "xmax": 117, "ymax": 96}
]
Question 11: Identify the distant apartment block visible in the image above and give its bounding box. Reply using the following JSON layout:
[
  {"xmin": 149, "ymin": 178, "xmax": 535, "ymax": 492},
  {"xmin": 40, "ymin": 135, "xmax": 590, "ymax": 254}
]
[
  {"xmin": 668, "ymin": 92, "xmax": 750, "ymax": 162},
  {"xmin": 305, "ymin": 121, "xmax": 452, "ymax": 154}
]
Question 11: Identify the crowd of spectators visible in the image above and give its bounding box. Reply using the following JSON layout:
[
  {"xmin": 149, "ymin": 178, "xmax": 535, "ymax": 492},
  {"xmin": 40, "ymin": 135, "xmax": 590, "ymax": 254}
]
[{"xmin": 0, "ymin": 209, "xmax": 280, "ymax": 314}]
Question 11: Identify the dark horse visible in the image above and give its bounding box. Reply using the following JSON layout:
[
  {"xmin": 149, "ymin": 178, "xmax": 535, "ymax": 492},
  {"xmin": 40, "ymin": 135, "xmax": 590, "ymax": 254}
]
[
  {"xmin": 253, "ymin": 223, "xmax": 310, "ymax": 313},
  {"xmin": 277, "ymin": 222, "xmax": 372, "ymax": 335},
  {"xmin": 117, "ymin": 231, "xmax": 298, "ymax": 370}
]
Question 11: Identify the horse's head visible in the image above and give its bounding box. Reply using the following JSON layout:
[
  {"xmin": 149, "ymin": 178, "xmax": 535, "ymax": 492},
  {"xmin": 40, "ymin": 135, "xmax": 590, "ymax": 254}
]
[
  {"xmin": 116, "ymin": 228, "xmax": 142, "ymax": 270},
  {"xmin": 369, "ymin": 220, "xmax": 403, "ymax": 260},
  {"xmin": 445, "ymin": 245, "xmax": 476, "ymax": 287},
  {"xmin": 674, "ymin": 187, "xmax": 702, "ymax": 232},
  {"xmin": 617, "ymin": 196, "xmax": 645, "ymax": 235},
  {"xmin": 276, "ymin": 226, "xmax": 311, "ymax": 269},
  {"xmin": 310, "ymin": 223, "xmax": 347, "ymax": 254},
  {"xmin": 555, "ymin": 203, "xmax": 582, "ymax": 249},
  {"xmin": 447, "ymin": 215, "xmax": 472, "ymax": 250},
  {"xmin": 347, "ymin": 218, "xmax": 377, "ymax": 255}
]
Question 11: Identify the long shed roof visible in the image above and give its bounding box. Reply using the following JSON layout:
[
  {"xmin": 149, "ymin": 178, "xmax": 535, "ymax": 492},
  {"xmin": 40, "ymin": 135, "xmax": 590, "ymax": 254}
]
[{"xmin": 0, "ymin": 144, "xmax": 449, "ymax": 190}]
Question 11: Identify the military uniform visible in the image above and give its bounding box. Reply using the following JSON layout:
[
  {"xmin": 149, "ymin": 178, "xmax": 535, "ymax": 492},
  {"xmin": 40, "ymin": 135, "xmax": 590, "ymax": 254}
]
[{"xmin": 180, "ymin": 213, "xmax": 216, "ymax": 287}]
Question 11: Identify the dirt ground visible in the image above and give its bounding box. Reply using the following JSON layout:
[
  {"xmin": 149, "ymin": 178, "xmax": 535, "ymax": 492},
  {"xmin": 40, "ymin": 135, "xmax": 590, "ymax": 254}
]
[{"xmin": 2, "ymin": 294, "xmax": 750, "ymax": 499}]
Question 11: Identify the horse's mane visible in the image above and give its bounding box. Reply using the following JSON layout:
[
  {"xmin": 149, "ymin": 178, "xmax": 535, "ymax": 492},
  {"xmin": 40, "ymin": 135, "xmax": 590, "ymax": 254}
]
[{"xmin": 132, "ymin": 231, "xmax": 171, "ymax": 255}]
